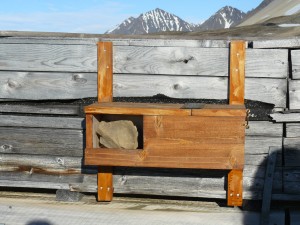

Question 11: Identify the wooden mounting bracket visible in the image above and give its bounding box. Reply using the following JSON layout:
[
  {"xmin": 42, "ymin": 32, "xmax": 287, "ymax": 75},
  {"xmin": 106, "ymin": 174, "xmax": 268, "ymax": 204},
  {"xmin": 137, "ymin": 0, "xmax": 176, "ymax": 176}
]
[{"xmin": 227, "ymin": 169, "xmax": 243, "ymax": 206}]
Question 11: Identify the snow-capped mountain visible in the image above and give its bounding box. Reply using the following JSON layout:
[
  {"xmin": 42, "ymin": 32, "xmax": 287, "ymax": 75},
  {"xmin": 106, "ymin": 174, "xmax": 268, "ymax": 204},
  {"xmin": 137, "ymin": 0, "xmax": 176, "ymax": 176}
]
[
  {"xmin": 106, "ymin": 8, "xmax": 193, "ymax": 35},
  {"xmin": 196, "ymin": 6, "xmax": 246, "ymax": 31}
]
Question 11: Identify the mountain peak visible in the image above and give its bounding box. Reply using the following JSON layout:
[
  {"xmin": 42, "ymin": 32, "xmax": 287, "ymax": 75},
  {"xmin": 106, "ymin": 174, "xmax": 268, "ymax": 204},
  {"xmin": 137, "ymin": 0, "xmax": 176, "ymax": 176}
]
[
  {"xmin": 196, "ymin": 6, "xmax": 245, "ymax": 30},
  {"xmin": 105, "ymin": 6, "xmax": 245, "ymax": 34},
  {"xmin": 106, "ymin": 8, "xmax": 192, "ymax": 34}
]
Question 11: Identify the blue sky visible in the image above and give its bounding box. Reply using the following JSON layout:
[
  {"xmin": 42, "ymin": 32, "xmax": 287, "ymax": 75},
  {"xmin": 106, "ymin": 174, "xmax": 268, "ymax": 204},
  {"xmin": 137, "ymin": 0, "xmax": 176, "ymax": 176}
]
[{"xmin": 0, "ymin": 0, "xmax": 262, "ymax": 34}]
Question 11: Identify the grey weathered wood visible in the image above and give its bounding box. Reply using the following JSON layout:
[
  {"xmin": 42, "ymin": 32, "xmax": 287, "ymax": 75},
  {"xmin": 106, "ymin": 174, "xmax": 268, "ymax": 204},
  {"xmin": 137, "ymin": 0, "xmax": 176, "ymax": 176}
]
[
  {"xmin": 260, "ymin": 147, "xmax": 278, "ymax": 225},
  {"xmin": 0, "ymin": 44, "xmax": 97, "ymax": 72},
  {"xmin": 292, "ymin": 50, "xmax": 300, "ymax": 79},
  {"xmin": 56, "ymin": 189, "xmax": 83, "ymax": 202},
  {"xmin": 289, "ymin": 80, "xmax": 300, "ymax": 109},
  {"xmin": 270, "ymin": 112, "xmax": 300, "ymax": 122},
  {"xmin": 0, "ymin": 103, "xmax": 80, "ymax": 115},
  {"xmin": 246, "ymin": 121, "xmax": 283, "ymax": 137},
  {"xmin": 114, "ymin": 46, "xmax": 287, "ymax": 78},
  {"xmin": 245, "ymin": 154, "xmax": 282, "ymax": 167},
  {"xmin": 0, "ymin": 115, "xmax": 84, "ymax": 129},
  {"xmin": 0, "ymin": 72, "xmax": 286, "ymax": 105},
  {"xmin": 253, "ymin": 38, "xmax": 300, "ymax": 49},
  {"xmin": 0, "ymin": 43, "xmax": 288, "ymax": 78},
  {"xmin": 286, "ymin": 123, "xmax": 300, "ymax": 137},
  {"xmin": 0, "ymin": 154, "xmax": 84, "ymax": 171},
  {"xmin": 0, "ymin": 71, "xmax": 97, "ymax": 100},
  {"xmin": 284, "ymin": 138, "xmax": 300, "ymax": 166},
  {"xmin": 283, "ymin": 168, "xmax": 300, "ymax": 194},
  {"xmin": 0, "ymin": 127, "xmax": 84, "ymax": 156},
  {"xmin": 113, "ymin": 75, "xmax": 287, "ymax": 107},
  {"xmin": 0, "ymin": 37, "xmax": 100, "ymax": 45},
  {"xmin": 246, "ymin": 136, "xmax": 282, "ymax": 155}
]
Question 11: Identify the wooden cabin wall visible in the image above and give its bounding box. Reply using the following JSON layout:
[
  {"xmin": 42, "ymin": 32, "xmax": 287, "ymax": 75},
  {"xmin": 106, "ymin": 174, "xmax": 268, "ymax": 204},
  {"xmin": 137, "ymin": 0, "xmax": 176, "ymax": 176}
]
[{"xmin": 0, "ymin": 35, "xmax": 299, "ymax": 201}]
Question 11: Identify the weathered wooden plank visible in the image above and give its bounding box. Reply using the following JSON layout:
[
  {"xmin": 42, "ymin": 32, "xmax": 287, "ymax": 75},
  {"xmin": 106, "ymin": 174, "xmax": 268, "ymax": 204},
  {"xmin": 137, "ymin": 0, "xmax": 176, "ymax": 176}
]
[
  {"xmin": 289, "ymin": 80, "xmax": 300, "ymax": 109},
  {"xmin": 270, "ymin": 112, "xmax": 300, "ymax": 122},
  {"xmin": 113, "ymin": 75, "xmax": 287, "ymax": 108},
  {"xmin": 245, "ymin": 136, "xmax": 282, "ymax": 155},
  {"xmin": 0, "ymin": 115, "xmax": 84, "ymax": 129},
  {"xmin": 292, "ymin": 50, "xmax": 300, "ymax": 79},
  {"xmin": 246, "ymin": 121, "xmax": 283, "ymax": 137},
  {"xmin": 0, "ymin": 103, "xmax": 80, "ymax": 115},
  {"xmin": 114, "ymin": 46, "xmax": 287, "ymax": 78},
  {"xmin": 0, "ymin": 127, "xmax": 84, "ymax": 156},
  {"xmin": 0, "ymin": 71, "xmax": 97, "ymax": 100},
  {"xmin": 0, "ymin": 44, "xmax": 97, "ymax": 72},
  {"xmin": 0, "ymin": 154, "xmax": 84, "ymax": 172},
  {"xmin": 128, "ymin": 39, "xmax": 229, "ymax": 47},
  {"xmin": 284, "ymin": 138, "xmax": 300, "ymax": 166},
  {"xmin": 283, "ymin": 168, "xmax": 300, "ymax": 194},
  {"xmin": 253, "ymin": 38, "xmax": 300, "ymax": 49},
  {"xmin": 286, "ymin": 123, "xmax": 300, "ymax": 137},
  {"xmin": 260, "ymin": 147, "xmax": 278, "ymax": 225},
  {"xmin": 0, "ymin": 37, "xmax": 100, "ymax": 45},
  {"xmin": 0, "ymin": 164, "xmax": 282, "ymax": 200},
  {"xmin": 0, "ymin": 72, "xmax": 286, "ymax": 105}
]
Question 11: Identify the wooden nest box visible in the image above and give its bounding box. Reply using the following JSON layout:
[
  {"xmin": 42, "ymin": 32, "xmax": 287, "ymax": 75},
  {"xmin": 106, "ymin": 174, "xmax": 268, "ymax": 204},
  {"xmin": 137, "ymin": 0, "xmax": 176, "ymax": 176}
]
[{"xmin": 84, "ymin": 41, "xmax": 248, "ymax": 206}]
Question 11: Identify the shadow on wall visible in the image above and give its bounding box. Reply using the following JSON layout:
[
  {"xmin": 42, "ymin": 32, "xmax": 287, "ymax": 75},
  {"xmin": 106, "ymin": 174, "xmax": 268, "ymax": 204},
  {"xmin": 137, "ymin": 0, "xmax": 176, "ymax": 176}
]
[
  {"xmin": 26, "ymin": 221, "xmax": 52, "ymax": 225},
  {"xmin": 243, "ymin": 147, "xmax": 283, "ymax": 225}
]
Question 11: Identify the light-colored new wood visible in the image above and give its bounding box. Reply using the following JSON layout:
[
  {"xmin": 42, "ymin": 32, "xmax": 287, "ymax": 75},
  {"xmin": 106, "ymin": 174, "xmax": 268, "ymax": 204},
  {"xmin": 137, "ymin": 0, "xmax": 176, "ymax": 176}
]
[
  {"xmin": 229, "ymin": 41, "xmax": 246, "ymax": 105},
  {"xmin": 84, "ymin": 102, "xmax": 190, "ymax": 116},
  {"xmin": 98, "ymin": 42, "xmax": 113, "ymax": 102},
  {"xmin": 98, "ymin": 166, "xmax": 113, "ymax": 201},
  {"xmin": 227, "ymin": 169, "xmax": 243, "ymax": 206}
]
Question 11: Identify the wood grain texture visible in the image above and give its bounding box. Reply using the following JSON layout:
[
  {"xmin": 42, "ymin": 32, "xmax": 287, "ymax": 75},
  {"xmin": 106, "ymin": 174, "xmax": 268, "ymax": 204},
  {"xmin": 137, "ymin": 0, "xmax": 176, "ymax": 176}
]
[
  {"xmin": 84, "ymin": 102, "xmax": 191, "ymax": 116},
  {"xmin": 245, "ymin": 136, "xmax": 282, "ymax": 155},
  {"xmin": 291, "ymin": 50, "xmax": 300, "ymax": 79},
  {"xmin": 286, "ymin": 123, "xmax": 300, "ymax": 137},
  {"xmin": 97, "ymin": 166, "xmax": 113, "ymax": 201},
  {"xmin": 0, "ymin": 44, "xmax": 97, "ymax": 72},
  {"xmin": 229, "ymin": 41, "xmax": 246, "ymax": 105},
  {"xmin": 253, "ymin": 38, "xmax": 300, "ymax": 49},
  {"xmin": 270, "ymin": 112, "xmax": 300, "ymax": 122},
  {"xmin": 114, "ymin": 46, "xmax": 287, "ymax": 78},
  {"xmin": 284, "ymin": 138, "xmax": 300, "ymax": 167},
  {"xmin": 227, "ymin": 169, "xmax": 243, "ymax": 206},
  {"xmin": 289, "ymin": 80, "xmax": 300, "ymax": 109},
  {"xmin": 0, "ymin": 103, "xmax": 80, "ymax": 115},
  {"xmin": 0, "ymin": 127, "xmax": 84, "ymax": 156},
  {"xmin": 0, "ymin": 154, "xmax": 85, "ymax": 174},
  {"xmin": 98, "ymin": 42, "xmax": 113, "ymax": 102},
  {"xmin": 113, "ymin": 75, "xmax": 287, "ymax": 107},
  {"xmin": 0, "ymin": 37, "xmax": 100, "ymax": 45},
  {"xmin": 0, "ymin": 164, "xmax": 283, "ymax": 200},
  {"xmin": 0, "ymin": 115, "xmax": 84, "ymax": 129},
  {"xmin": 246, "ymin": 121, "xmax": 283, "ymax": 137},
  {"xmin": 0, "ymin": 71, "xmax": 97, "ymax": 100},
  {"xmin": 0, "ymin": 72, "xmax": 286, "ymax": 104}
]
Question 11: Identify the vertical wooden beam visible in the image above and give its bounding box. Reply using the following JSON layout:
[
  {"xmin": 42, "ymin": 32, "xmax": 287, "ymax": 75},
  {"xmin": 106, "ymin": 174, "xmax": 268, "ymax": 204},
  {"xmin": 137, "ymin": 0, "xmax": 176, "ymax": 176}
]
[
  {"xmin": 229, "ymin": 41, "xmax": 246, "ymax": 105},
  {"xmin": 86, "ymin": 114, "xmax": 93, "ymax": 149},
  {"xmin": 98, "ymin": 42, "xmax": 113, "ymax": 103},
  {"xmin": 227, "ymin": 169, "xmax": 243, "ymax": 206},
  {"xmin": 97, "ymin": 42, "xmax": 113, "ymax": 201}
]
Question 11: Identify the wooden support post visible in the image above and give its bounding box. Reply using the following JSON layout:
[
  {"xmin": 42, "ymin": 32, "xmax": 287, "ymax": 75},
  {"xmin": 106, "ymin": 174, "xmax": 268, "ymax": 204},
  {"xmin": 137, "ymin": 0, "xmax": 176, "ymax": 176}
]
[
  {"xmin": 227, "ymin": 169, "xmax": 243, "ymax": 206},
  {"xmin": 229, "ymin": 40, "xmax": 246, "ymax": 105},
  {"xmin": 97, "ymin": 42, "xmax": 113, "ymax": 201},
  {"xmin": 228, "ymin": 41, "xmax": 246, "ymax": 207}
]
